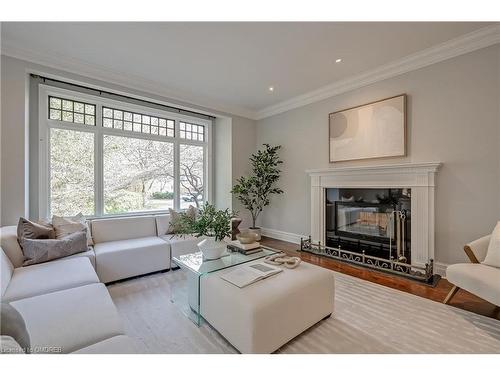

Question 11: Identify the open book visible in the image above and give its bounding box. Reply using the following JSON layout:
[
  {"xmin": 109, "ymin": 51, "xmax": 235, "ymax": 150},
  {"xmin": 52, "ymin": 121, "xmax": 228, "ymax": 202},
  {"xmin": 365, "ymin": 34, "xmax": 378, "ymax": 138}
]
[{"xmin": 220, "ymin": 263, "xmax": 283, "ymax": 288}]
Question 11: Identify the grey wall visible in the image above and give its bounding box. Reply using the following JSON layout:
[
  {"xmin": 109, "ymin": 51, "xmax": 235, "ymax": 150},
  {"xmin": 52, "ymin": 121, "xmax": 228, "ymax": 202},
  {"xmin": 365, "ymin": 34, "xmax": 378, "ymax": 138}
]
[
  {"xmin": 231, "ymin": 116, "xmax": 257, "ymax": 228},
  {"xmin": 0, "ymin": 55, "xmax": 256, "ymax": 226},
  {"xmin": 214, "ymin": 117, "xmax": 232, "ymax": 211},
  {"xmin": 1, "ymin": 56, "xmax": 29, "ymax": 225},
  {"xmin": 256, "ymin": 45, "xmax": 500, "ymax": 265},
  {"xmin": 212, "ymin": 115, "xmax": 257, "ymax": 228}
]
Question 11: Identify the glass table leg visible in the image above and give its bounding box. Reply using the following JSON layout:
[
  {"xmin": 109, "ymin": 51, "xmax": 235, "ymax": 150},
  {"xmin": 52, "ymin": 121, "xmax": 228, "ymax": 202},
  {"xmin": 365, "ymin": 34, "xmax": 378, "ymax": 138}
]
[{"xmin": 170, "ymin": 266, "xmax": 202, "ymax": 326}]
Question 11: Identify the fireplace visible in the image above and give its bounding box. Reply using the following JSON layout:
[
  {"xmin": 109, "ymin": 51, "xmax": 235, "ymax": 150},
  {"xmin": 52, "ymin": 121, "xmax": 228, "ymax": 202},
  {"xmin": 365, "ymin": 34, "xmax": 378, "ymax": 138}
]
[
  {"xmin": 307, "ymin": 163, "xmax": 441, "ymax": 271},
  {"xmin": 326, "ymin": 188, "xmax": 411, "ymax": 262}
]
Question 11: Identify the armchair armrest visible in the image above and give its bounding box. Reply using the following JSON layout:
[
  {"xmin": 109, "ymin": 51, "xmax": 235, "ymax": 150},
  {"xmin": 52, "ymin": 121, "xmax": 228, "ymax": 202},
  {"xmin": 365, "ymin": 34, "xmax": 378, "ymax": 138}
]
[{"xmin": 463, "ymin": 235, "xmax": 491, "ymax": 263}]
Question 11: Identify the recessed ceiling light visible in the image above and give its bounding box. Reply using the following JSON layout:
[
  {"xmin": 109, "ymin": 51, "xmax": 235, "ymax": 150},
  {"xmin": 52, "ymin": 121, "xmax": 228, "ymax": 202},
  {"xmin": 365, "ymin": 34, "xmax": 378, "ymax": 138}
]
[
  {"xmin": 335, "ymin": 58, "xmax": 342, "ymax": 63},
  {"xmin": 268, "ymin": 86, "xmax": 274, "ymax": 92}
]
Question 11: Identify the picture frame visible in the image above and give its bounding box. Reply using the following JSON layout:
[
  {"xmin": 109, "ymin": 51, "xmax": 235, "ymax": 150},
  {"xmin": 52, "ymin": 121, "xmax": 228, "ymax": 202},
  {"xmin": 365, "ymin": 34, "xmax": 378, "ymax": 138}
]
[{"xmin": 329, "ymin": 94, "xmax": 407, "ymax": 163}]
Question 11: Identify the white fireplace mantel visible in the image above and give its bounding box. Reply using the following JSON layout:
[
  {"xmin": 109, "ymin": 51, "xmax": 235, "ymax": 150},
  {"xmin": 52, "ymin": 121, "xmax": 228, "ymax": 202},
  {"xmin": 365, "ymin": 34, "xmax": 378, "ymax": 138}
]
[{"xmin": 307, "ymin": 162, "xmax": 441, "ymax": 268}]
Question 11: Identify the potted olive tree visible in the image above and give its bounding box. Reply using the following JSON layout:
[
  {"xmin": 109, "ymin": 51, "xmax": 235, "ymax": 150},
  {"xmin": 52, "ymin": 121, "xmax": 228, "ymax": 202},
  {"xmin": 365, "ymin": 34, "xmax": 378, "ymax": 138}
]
[{"xmin": 231, "ymin": 144, "xmax": 283, "ymax": 240}]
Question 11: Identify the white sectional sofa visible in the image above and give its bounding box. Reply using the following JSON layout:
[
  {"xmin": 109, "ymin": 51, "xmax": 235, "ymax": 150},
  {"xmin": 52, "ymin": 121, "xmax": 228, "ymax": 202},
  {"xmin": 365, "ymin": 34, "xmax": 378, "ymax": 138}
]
[
  {"xmin": 0, "ymin": 213, "xmax": 205, "ymax": 354},
  {"xmin": 90, "ymin": 214, "xmax": 206, "ymax": 282},
  {"xmin": 1, "ymin": 247, "xmax": 136, "ymax": 353},
  {"xmin": 91, "ymin": 215, "xmax": 171, "ymax": 283}
]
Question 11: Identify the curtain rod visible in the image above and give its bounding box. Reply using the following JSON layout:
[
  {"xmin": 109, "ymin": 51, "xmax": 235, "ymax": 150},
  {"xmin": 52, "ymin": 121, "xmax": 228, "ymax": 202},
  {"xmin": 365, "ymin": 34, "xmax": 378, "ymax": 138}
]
[{"xmin": 31, "ymin": 74, "xmax": 216, "ymax": 120}]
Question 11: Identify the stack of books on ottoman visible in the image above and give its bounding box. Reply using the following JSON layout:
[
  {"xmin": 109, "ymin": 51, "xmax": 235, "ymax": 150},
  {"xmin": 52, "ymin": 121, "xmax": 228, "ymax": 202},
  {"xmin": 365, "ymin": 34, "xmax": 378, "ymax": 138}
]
[{"xmin": 227, "ymin": 240, "xmax": 262, "ymax": 255}]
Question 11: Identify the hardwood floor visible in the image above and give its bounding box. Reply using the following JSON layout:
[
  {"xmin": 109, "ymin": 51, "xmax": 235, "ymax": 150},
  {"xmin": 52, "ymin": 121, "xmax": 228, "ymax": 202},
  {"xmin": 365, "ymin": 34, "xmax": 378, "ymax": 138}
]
[{"xmin": 260, "ymin": 236, "xmax": 500, "ymax": 321}]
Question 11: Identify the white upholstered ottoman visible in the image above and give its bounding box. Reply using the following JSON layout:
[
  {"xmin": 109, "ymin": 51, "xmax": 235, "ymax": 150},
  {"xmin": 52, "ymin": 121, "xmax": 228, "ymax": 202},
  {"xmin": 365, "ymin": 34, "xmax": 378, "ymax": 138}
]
[{"xmin": 200, "ymin": 260, "xmax": 335, "ymax": 353}]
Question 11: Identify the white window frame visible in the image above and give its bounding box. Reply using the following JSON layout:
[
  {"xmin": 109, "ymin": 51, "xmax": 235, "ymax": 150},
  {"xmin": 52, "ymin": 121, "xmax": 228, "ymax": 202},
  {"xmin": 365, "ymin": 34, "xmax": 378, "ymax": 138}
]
[{"xmin": 38, "ymin": 84, "xmax": 212, "ymax": 218}]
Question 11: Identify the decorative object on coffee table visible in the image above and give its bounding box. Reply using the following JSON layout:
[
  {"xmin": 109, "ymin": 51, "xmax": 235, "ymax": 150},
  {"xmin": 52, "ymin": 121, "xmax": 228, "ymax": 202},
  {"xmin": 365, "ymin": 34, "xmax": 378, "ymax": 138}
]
[
  {"xmin": 264, "ymin": 252, "xmax": 302, "ymax": 269},
  {"xmin": 247, "ymin": 227, "xmax": 262, "ymax": 241},
  {"xmin": 231, "ymin": 217, "xmax": 242, "ymax": 240},
  {"xmin": 174, "ymin": 202, "xmax": 233, "ymax": 260},
  {"xmin": 231, "ymin": 144, "xmax": 284, "ymax": 240},
  {"xmin": 197, "ymin": 237, "xmax": 227, "ymax": 260},
  {"xmin": 236, "ymin": 232, "xmax": 259, "ymax": 244},
  {"xmin": 229, "ymin": 234, "xmax": 261, "ymax": 255}
]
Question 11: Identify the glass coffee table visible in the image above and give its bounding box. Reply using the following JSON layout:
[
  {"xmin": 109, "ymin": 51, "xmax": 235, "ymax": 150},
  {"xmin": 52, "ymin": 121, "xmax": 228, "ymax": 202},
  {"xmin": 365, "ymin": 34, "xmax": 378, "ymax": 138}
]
[{"xmin": 171, "ymin": 246, "xmax": 279, "ymax": 325}]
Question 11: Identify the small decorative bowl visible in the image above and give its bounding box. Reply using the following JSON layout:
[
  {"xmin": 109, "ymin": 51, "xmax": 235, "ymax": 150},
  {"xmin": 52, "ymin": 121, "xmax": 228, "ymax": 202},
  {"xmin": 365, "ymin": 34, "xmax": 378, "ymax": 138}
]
[{"xmin": 236, "ymin": 232, "xmax": 259, "ymax": 244}]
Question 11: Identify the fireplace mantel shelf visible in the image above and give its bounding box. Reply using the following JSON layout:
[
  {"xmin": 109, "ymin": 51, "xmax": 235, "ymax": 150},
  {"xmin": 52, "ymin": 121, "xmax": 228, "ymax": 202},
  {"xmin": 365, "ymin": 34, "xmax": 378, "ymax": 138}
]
[{"xmin": 306, "ymin": 162, "xmax": 441, "ymax": 175}]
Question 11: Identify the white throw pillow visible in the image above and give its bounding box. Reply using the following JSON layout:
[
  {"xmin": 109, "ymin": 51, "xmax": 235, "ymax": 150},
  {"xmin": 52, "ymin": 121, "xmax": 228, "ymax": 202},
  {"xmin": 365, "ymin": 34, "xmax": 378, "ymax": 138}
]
[
  {"xmin": 52, "ymin": 213, "xmax": 94, "ymax": 246},
  {"xmin": 482, "ymin": 221, "xmax": 500, "ymax": 268}
]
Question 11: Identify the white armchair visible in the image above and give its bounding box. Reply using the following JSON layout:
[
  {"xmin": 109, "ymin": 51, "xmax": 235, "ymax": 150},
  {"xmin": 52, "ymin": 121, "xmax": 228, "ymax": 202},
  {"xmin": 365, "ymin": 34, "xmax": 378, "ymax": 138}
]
[{"xmin": 444, "ymin": 235, "xmax": 500, "ymax": 306}]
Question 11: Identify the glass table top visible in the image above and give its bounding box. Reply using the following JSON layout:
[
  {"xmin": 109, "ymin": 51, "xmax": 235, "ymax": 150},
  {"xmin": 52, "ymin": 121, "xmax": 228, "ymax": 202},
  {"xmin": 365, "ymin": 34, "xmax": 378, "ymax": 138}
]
[{"xmin": 173, "ymin": 246, "xmax": 279, "ymax": 276}]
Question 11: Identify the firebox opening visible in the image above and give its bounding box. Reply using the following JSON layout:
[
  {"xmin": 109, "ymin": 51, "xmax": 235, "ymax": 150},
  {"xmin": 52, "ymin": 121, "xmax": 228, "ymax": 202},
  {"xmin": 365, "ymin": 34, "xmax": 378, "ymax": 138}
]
[{"xmin": 326, "ymin": 188, "xmax": 411, "ymax": 263}]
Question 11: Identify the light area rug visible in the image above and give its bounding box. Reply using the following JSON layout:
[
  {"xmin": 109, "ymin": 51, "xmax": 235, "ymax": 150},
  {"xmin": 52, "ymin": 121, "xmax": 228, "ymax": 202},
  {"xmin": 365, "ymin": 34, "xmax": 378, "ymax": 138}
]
[{"xmin": 107, "ymin": 269, "xmax": 500, "ymax": 354}]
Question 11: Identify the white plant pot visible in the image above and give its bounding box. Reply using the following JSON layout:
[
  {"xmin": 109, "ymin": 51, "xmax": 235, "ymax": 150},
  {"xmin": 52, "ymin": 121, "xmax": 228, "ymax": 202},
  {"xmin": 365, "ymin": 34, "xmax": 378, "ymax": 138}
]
[
  {"xmin": 197, "ymin": 237, "xmax": 226, "ymax": 260},
  {"xmin": 248, "ymin": 227, "xmax": 262, "ymax": 241}
]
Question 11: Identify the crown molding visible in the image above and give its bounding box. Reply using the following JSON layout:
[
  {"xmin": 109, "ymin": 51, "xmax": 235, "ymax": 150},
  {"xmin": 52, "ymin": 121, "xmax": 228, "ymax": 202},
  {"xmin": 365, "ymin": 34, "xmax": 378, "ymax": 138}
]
[
  {"xmin": 256, "ymin": 24, "xmax": 500, "ymax": 120},
  {"xmin": 0, "ymin": 40, "xmax": 258, "ymax": 120}
]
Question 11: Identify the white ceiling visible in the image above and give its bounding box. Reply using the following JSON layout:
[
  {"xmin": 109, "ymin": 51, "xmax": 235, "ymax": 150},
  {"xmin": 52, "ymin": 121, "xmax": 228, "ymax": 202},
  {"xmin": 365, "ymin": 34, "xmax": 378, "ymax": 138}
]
[{"xmin": 0, "ymin": 22, "xmax": 495, "ymax": 117}]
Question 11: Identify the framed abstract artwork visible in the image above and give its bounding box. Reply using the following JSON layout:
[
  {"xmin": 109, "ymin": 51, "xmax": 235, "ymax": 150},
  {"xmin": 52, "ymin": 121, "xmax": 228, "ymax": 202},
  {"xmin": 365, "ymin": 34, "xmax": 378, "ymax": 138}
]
[{"xmin": 329, "ymin": 94, "xmax": 407, "ymax": 162}]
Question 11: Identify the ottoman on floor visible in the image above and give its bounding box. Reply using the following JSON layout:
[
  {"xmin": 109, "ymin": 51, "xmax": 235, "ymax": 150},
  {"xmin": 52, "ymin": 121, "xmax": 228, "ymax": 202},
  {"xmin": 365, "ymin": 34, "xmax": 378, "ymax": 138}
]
[{"xmin": 200, "ymin": 260, "xmax": 335, "ymax": 353}]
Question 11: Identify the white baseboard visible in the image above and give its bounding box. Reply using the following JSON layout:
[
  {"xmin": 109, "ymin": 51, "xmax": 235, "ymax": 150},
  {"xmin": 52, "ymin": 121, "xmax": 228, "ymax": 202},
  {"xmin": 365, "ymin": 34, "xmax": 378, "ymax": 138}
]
[{"xmin": 261, "ymin": 227, "xmax": 306, "ymax": 245}]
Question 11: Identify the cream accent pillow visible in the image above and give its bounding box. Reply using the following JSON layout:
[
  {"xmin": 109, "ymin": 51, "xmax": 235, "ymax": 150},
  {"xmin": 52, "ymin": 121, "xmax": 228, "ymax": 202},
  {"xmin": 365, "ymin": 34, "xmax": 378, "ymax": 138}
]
[
  {"xmin": 482, "ymin": 221, "xmax": 500, "ymax": 268},
  {"xmin": 52, "ymin": 213, "xmax": 94, "ymax": 246}
]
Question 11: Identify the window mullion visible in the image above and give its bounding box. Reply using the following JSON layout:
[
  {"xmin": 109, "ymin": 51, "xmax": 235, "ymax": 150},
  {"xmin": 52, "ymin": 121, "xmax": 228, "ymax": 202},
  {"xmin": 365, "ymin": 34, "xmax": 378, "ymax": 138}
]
[
  {"xmin": 95, "ymin": 104, "xmax": 104, "ymax": 216},
  {"xmin": 174, "ymin": 120, "xmax": 181, "ymax": 211}
]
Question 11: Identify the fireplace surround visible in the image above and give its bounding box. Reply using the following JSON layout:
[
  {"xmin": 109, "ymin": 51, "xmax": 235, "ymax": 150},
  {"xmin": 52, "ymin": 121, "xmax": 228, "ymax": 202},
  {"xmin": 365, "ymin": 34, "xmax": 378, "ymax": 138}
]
[{"xmin": 306, "ymin": 163, "xmax": 441, "ymax": 269}]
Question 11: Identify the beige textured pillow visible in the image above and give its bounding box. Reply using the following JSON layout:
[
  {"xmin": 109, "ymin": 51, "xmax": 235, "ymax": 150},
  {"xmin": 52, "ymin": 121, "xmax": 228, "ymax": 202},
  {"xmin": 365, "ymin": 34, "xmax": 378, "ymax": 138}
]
[
  {"xmin": 482, "ymin": 221, "xmax": 500, "ymax": 268},
  {"xmin": 167, "ymin": 206, "xmax": 197, "ymax": 234},
  {"xmin": 17, "ymin": 217, "xmax": 55, "ymax": 249},
  {"xmin": 52, "ymin": 213, "xmax": 94, "ymax": 246},
  {"xmin": 21, "ymin": 232, "xmax": 88, "ymax": 266}
]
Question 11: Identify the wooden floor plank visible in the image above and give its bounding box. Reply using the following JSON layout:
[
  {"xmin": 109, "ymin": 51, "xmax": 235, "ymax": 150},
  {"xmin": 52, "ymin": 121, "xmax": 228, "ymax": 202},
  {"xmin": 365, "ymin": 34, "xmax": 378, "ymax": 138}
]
[{"xmin": 260, "ymin": 236, "xmax": 500, "ymax": 320}]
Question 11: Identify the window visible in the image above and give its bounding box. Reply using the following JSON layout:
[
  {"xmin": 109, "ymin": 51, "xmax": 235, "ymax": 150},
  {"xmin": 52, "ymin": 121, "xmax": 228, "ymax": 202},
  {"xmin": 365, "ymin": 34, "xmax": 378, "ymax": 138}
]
[
  {"xmin": 49, "ymin": 128, "xmax": 94, "ymax": 216},
  {"xmin": 40, "ymin": 86, "xmax": 211, "ymax": 218},
  {"xmin": 49, "ymin": 96, "xmax": 96, "ymax": 125},
  {"xmin": 103, "ymin": 135, "xmax": 174, "ymax": 214},
  {"xmin": 180, "ymin": 121, "xmax": 205, "ymax": 141},
  {"xmin": 102, "ymin": 106, "xmax": 175, "ymax": 137},
  {"xmin": 180, "ymin": 144, "xmax": 204, "ymax": 209}
]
